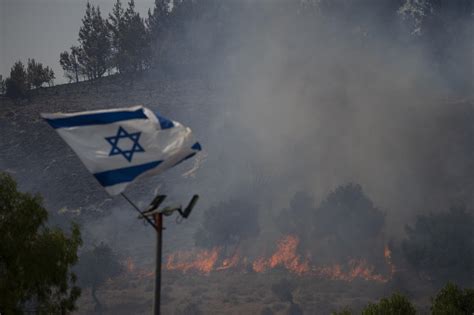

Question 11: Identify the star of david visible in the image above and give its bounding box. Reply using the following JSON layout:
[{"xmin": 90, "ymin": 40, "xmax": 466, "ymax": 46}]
[{"xmin": 105, "ymin": 126, "xmax": 145, "ymax": 162}]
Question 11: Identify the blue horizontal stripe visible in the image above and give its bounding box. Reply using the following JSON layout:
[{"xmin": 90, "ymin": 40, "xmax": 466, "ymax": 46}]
[
  {"xmin": 191, "ymin": 142, "xmax": 202, "ymax": 151},
  {"xmin": 155, "ymin": 112, "xmax": 174, "ymax": 129},
  {"xmin": 93, "ymin": 160, "xmax": 162, "ymax": 187},
  {"xmin": 45, "ymin": 108, "xmax": 148, "ymax": 129}
]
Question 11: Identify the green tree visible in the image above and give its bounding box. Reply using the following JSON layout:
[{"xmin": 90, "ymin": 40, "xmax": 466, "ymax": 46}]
[
  {"xmin": 146, "ymin": 0, "xmax": 172, "ymax": 40},
  {"xmin": 402, "ymin": 207, "xmax": 474, "ymax": 285},
  {"xmin": 26, "ymin": 58, "xmax": 55, "ymax": 89},
  {"xmin": 0, "ymin": 75, "xmax": 5, "ymax": 94},
  {"xmin": 74, "ymin": 243, "xmax": 122, "ymax": 311},
  {"xmin": 108, "ymin": 0, "xmax": 150, "ymax": 73},
  {"xmin": 59, "ymin": 46, "xmax": 84, "ymax": 83},
  {"xmin": 78, "ymin": 2, "xmax": 112, "ymax": 80},
  {"xmin": 108, "ymin": 0, "xmax": 126, "ymax": 72},
  {"xmin": 361, "ymin": 293, "xmax": 417, "ymax": 315},
  {"xmin": 431, "ymin": 283, "xmax": 474, "ymax": 315},
  {"xmin": 0, "ymin": 172, "xmax": 82, "ymax": 314},
  {"xmin": 123, "ymin": 0, "xmax": 150, "ymax": 72},
  {"xmin": 5, "ymin": 61, "xmax": 29, "ymax": 98}
]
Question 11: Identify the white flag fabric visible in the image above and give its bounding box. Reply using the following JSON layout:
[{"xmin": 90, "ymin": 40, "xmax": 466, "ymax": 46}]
[{"xmin": 41, "ymin": 106, "xmax": 201, "ymax": 195}]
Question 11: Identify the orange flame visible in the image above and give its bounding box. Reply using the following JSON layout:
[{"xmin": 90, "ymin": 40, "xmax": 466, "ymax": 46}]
[
  {"xmin": 166, "ymin": 248, "xmax": 219, "ymax": 274},
  {"xmin": 125, "ymin": 257, "xmax": 135, "ymax": 273},
  {"xmin": 252, "ymin": 235, "xmax": 310, "ymax": 274},
  {"xmin": 384, "ymin": 244, "xmax": 396, "ymax": 276},
  {"xmin": 124, "ymin": 257, "xmax": 154, "ymax": 278},
  {"xmin": 164, "ymin": 235, "xmax": 395, "ymax": 283},
  {"xmin": 216, "ymin": 250, "xmax": 241, "ymax": 271}
]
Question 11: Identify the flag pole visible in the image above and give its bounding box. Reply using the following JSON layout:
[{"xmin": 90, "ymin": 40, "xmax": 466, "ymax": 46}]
[
  {"xmin": 120, "ymin": 192, "xmax": 165, "ymax": 315},
  {"xmin": 120, "ymin": 193, "xmax": 158, "ymax": 231},
  {"xmin": 152, "ymin": 212, "xmax": 163, "ymax": 315},
  {"xmin": 120, "ymin": 193, "xmax": 198, "ymax": 315}
]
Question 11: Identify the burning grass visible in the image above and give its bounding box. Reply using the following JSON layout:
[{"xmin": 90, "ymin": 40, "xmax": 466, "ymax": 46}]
[{"xmin": 165, "ymin": 235, "xmax": 395, "ymax": 283}]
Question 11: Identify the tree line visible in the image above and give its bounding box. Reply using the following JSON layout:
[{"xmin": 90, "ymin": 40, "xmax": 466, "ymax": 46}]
[
  {"xmin": 59, "ymin": 0, "xmax": 167, "ymax": 82},
  {"xmin": 2, "ymin": 0, "xmax": 470, "ymax": 97},
  {"xmin": 1, "ymin": 59, "xmax": 55, "ymax": 98}
]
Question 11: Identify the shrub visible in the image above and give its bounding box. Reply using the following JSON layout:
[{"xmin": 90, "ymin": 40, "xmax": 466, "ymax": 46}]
[
  {"xmin": 332, "ymin": 308, "xmax": 352, "ymax": 315},
  {"xmin": 312, "ymin": 183, "xmax": 386, "ymax": 264},
  {"xmin": 431, "ymin": 282, "xmax": 474, "ymax": 315},
  {"xmin": 402, "ymin": 206, "xmax": 474, "ymax": 285},
  {"xmin": 74, "ymin": 242, "xmax": 122, "ymax": 310},
  {"xmin": 194, "ymin": 199, "xmax": 259, "ymax": 249},
  {"xmin": 361, "ymin": 293, "xmax": 416, "ymax": 315}
]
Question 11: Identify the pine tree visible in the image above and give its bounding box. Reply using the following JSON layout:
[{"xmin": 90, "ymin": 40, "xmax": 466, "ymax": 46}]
[
  {"xmin": 78, "ymin": 2, "xmax": 112, "ymax": 80},
  {"xmin": 5, "ymin": 61, "xmax": 28, "ymax": 98},
  {"xmin": 107, "ymin": 0, "xmax": 150, "ymax": 74},
  {"xmin": 123, "ymin": 0, "xmax": 150, "ymax": 72},
  {"xmin": 0, "ymin": 75, "xmax": 5, "ymax": 95},
  {"xmin": 146, "ymin": 0, "xmax": 173, "ymax": 67},
  {"xmin": 26, "ymin": 58, "xmax": 55, "ymax": 89},
  {"xmin": 108, "ymin": 0, "xmax": 126, "ymax": 72},
  {"xmin": 59, "ymin": 46, "xmax": 83, "ymax": 83},
  {"xmin": 146, "ymin": 0, "xmax": 172, "ymax": 40}
]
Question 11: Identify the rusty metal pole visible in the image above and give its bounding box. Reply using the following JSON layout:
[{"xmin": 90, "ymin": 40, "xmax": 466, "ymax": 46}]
[{"xmin": 152, "ymin": 213, "xmax": 163, "ymax": 315}]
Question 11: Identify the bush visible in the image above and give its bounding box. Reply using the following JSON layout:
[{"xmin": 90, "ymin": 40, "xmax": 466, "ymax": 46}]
[
  {"xmin": 74, "ymin": 242, "xmax": 122, "ymax": 310},
  {"xmin": 331, "ymin": 308, "xmax": 352, "ymax": 315},
  {"xmin": 402, "ymin": 206, "xmax": 474, "ymax": 285},
  {"xmin": 311, "ymin": 183, "xmax": 386, "ymax": 264},
  {"xmin": 194, "ymin": 199, "xmax": 260, "ymax": 249},
  {"xmin": 314, "ymin": 183, "xmax": 384, "ymax": 241},
  {"xmin": 275, "ymin": 191, "xmax": 316, "ymax": 250},
  {"xmin": 361, "ymin": 293, "xmax": 416, "ymax": 315},
  {"xmin": 431, "ymin": 283, "xmax": 474, "ymax": 315}
]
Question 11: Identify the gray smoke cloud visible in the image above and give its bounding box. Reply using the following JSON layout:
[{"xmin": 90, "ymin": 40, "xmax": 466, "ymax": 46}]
[{"xmin": 163, "ymin": 1, "xmax": 474, "ymax": 242}]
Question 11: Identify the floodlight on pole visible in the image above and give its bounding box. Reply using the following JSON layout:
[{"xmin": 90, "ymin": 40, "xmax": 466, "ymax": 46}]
[{"xmin": 122, "ymin": 193, "xmax": 199, "ymax": 315}]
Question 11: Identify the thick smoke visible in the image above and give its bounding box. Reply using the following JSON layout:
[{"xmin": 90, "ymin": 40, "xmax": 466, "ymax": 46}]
[{"xmin": 165, "ymin": 0, "xmax": 474, "ymax": 242}]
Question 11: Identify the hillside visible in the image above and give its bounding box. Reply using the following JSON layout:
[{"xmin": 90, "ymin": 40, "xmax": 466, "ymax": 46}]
[{"xmin": 0, "ymin": 73, "xmax": 217, "ymax": 213}]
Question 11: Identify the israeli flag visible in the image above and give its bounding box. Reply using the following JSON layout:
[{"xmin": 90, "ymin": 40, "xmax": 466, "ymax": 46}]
[{"xmin": 41, "ymin": 106, "xmax": 201, "ymax": 195}]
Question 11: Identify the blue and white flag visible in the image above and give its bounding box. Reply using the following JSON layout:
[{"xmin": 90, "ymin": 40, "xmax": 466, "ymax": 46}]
[{"xmin": 41, "ymin": 106, "xmax": 201, "ymax": 195}]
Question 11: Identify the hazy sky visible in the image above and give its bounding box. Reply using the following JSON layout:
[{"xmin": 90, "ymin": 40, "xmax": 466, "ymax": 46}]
[{"xmin": 0, "ymin": 0, "xmax": 154, "ymax": 83}]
